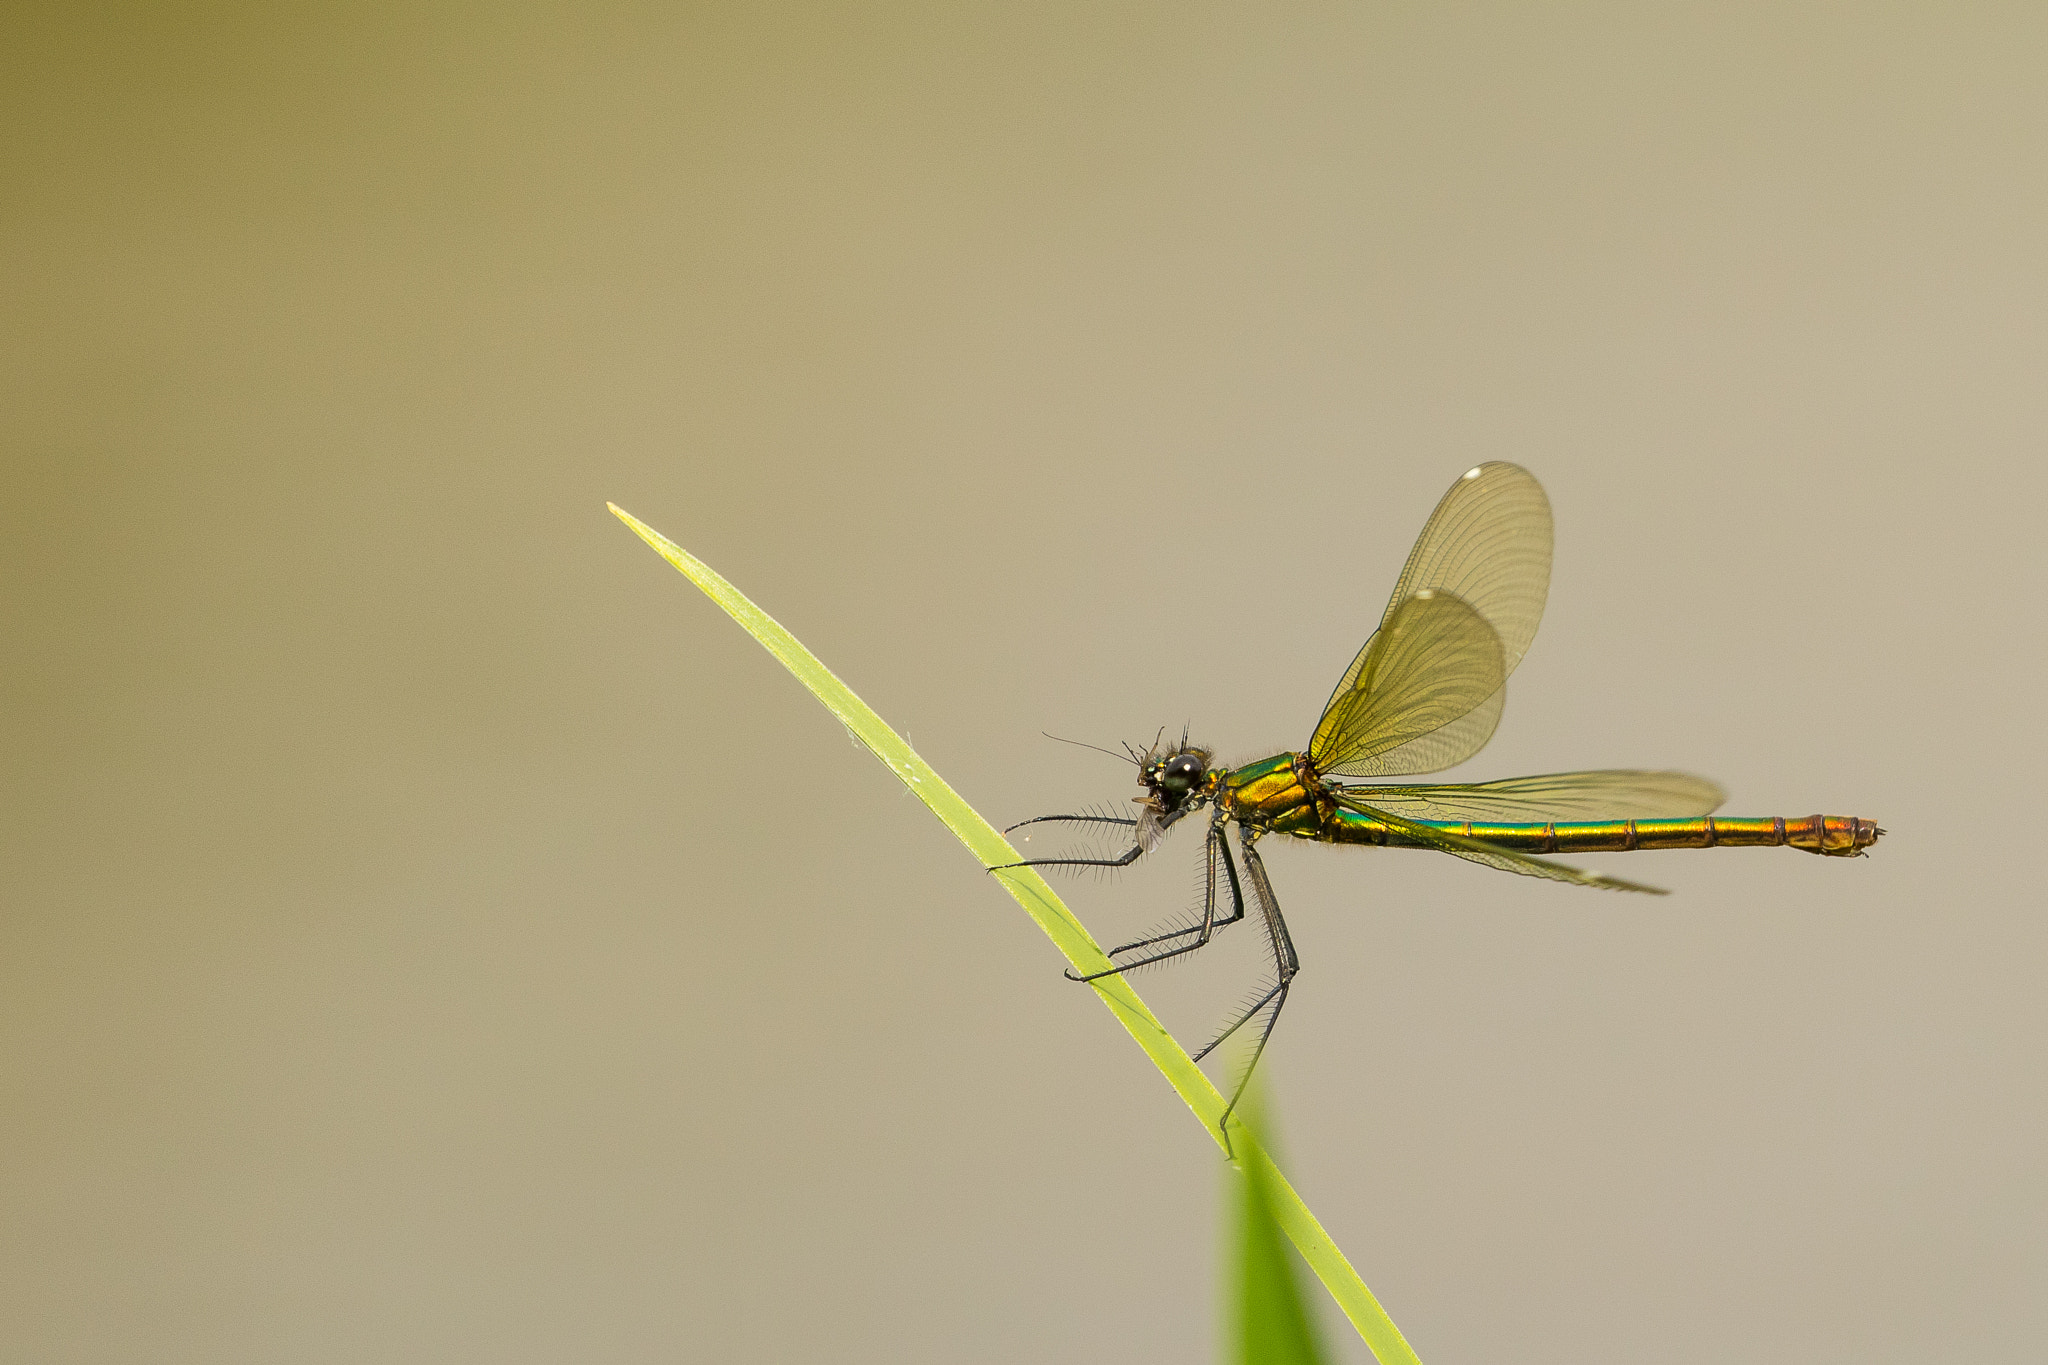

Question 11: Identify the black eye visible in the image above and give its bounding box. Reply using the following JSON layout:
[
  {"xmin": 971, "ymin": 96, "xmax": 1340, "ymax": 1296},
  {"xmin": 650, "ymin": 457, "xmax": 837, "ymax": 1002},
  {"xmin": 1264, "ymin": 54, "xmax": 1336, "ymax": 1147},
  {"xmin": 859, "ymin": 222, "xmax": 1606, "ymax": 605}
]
[{"xmin": 1160, "ymin": 754, "xmax": 1205, "ymax": 791}]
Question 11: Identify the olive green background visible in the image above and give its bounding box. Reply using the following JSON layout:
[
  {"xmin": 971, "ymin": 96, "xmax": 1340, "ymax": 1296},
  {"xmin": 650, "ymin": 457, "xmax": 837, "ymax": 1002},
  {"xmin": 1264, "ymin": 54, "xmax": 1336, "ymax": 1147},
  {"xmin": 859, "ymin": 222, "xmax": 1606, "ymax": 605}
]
[{"xmin": 5, "ymin": 5, "xmax": 2043, "ymax": 1362}]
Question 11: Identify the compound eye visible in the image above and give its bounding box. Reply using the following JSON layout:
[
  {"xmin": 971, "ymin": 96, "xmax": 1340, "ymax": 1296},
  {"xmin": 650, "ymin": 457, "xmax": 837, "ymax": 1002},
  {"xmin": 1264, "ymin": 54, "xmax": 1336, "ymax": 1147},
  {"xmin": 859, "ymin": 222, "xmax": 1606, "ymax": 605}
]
[{"xmin": 1160, "ymin": 754, "xmax": 1205, "ymax": 792}]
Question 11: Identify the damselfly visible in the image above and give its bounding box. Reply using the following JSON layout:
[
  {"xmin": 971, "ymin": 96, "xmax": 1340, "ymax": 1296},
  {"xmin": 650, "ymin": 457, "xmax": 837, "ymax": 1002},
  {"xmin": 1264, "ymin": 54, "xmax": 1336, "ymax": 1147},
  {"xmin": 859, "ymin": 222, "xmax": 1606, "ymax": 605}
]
[{"xmin": 994, "ymin": 463, "xmax": 1880, "ymax": 1141}]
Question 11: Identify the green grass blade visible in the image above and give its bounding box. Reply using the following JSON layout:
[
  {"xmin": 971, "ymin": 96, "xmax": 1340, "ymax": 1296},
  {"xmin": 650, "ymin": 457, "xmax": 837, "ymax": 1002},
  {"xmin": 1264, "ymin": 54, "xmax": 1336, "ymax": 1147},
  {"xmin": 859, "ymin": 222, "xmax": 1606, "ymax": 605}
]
[
  {"xmin": 1231, "ymin": 1095, "xmax": 1329, "ymax": 1365},
  {"xmin": 609, "ymin": 503, "xmax": 1424, "ymax": 1365}
]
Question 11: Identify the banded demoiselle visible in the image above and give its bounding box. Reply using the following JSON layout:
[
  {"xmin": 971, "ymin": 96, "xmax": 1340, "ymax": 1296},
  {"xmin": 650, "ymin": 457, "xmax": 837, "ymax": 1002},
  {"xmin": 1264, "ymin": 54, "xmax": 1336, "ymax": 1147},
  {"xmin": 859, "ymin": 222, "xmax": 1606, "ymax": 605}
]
[{"xmin": 995, "ymin": 463, "xmax": 1881, "ymax": 1141}]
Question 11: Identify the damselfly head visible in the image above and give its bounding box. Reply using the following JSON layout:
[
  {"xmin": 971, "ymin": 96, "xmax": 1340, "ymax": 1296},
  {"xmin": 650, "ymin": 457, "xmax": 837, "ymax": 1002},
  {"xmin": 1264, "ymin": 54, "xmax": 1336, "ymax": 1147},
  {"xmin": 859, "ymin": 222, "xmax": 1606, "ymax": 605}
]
[{"xmin": 1135, "ymin": 741, "xmax": 1213, "ymax": 816}]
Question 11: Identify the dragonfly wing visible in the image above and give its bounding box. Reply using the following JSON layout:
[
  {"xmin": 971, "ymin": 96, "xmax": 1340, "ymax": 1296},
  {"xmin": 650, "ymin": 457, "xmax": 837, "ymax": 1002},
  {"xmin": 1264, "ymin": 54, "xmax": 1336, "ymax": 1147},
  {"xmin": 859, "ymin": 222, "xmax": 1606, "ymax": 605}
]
[
  {"xmin": 1319, "ymin": 463, "xmax": 1552, "ymax": 711},
  {"xmin": 1312, "ymin": 463, "xmax": 1551, "ymax": 776},
  {"xmin": 1347, "ymin": 685, "xmax": 1504, "ymax": 779},
  {"xmin": 1330, "ymin": 792, "xmax": 1668, "ymax": 894},
  {"xmin": 1337, "ymin": 770, "xmax": 1727, "ymax": 822},
  {"xmin": 1307, "ymin": 590, "xmax": 1506, "ymax": 777}
]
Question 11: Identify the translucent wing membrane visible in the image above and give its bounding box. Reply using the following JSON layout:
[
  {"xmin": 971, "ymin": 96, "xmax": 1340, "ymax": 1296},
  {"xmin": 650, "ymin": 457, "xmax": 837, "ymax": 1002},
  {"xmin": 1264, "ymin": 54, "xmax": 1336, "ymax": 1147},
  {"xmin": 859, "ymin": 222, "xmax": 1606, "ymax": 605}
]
[
  {"xmin": 1382, "ymin": 461, "xmax": 1552, "ymax": 674},
  {"xmin": 1308, "ymin": 591, "xmax": 1505, "ymax": 777},
  {"xmin": 1337, "ymin": 770, "xmax": 1727, "ymax": 822},
  {"xmin": 1329, "ymin": 792, "xmax": 1667, "ymax": 894},
  {"xmin": 1311, "ymin": 462, "xmax": 1552, "ymax": 775},
  {"xmin": 1340, "ymin": 683, "xmax": 1504, "ymax": 779}
]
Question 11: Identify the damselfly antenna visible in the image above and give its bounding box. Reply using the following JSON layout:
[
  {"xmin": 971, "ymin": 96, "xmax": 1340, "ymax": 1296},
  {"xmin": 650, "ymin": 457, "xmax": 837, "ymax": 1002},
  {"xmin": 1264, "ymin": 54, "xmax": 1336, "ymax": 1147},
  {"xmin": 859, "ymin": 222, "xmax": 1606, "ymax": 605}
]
[{"xmin": 1041, "ymin": 732, "xmax": 1141, "ymax": 766}]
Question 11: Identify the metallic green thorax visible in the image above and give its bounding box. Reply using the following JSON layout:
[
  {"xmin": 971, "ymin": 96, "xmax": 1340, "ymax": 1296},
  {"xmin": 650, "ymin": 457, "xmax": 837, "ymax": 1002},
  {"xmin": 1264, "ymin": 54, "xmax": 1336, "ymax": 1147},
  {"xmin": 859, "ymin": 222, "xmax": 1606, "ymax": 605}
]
[
  {"xmin": 1216, "ymin": 753, "xmax": 1331, "ymax": 837},
  {"xmin": 1212, "ymin": 752, "xmax": 1878, "ymax": 857}
]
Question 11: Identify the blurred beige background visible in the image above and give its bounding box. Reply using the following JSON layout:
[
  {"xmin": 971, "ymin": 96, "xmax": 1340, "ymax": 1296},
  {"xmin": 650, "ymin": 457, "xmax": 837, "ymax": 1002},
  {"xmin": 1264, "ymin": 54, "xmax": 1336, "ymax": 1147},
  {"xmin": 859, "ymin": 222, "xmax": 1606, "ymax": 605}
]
[{"xmin": 4, "ymin": 4, "xmax": 2043, "ymax": 1361}]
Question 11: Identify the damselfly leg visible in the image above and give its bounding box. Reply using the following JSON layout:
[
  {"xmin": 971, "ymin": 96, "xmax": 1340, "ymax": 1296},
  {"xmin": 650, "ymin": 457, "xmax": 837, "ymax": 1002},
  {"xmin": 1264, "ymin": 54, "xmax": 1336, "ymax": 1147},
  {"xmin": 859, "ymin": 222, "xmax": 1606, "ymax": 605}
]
[
  {"xmin": 993, "ymin": 800, "xmax": 1291, "ymax": 1151},
  {"xmin": 1059, "ymin": 806, "xmax": 1247, "ymax": 981},
  {"xmin": 1189, "ymin": 825, "xmax": 1299, "ymax": 1151},
  {"xmin": 991, "ymin": 804, "xmax": 1237, "ymax": 974},
  {"xmin": 990, "ymin": 810, "xmax": 1149, "ymax": 873}
]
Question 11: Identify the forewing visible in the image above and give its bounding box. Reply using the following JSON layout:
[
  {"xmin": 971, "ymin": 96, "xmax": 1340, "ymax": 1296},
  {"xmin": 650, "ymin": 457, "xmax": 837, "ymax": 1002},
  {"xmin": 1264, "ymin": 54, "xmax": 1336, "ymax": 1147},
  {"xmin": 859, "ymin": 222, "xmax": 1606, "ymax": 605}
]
[
  {"xmin": 1331, "ymin": 792, "xmax": 1667, "ymax": 894},
  {"xmin": 1308, "ymin": 590, "xmax": 1505, "ymax": 777},
  {"xmin": 1338, "ymin": 770, "xmax": 1727, "ymax": 822},
  {"xmin": 1312, "ymin": 463, "xmax": 1552, "ymax": 772}
]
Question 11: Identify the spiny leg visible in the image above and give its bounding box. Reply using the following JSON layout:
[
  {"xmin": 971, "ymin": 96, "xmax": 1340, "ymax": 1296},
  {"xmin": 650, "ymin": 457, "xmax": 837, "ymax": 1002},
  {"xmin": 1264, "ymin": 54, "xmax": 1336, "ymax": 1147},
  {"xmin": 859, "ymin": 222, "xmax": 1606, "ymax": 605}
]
[
  {"xmin": 1064, "ymin": 806, "xmax": 1244, "ymax": 982},
  {"xmin": 1188, "ymin": 829, "xmax": 1294, "ymax": 1059},
  {"xmin": 1191, "ymin": 975, "xmax": 1291, "ymax": 1159},
  {"xmin": 987, "ymin": 804, "xmax": 1191, "ymax": 875},
  {"xmin": 1001, "ymin": 812, "xmax": 1137, "ymax": 835},
  {"xmin": 990, "ymin": 842, "xmax": 1146, "ymax": 874},
  {"xmin": 1189, "ymin": 824, "xmax": 1300, "ymax": 1153},
  {"xmin": 1093, "ymin": 807, "xmax": 1249, "ymax": 961}
]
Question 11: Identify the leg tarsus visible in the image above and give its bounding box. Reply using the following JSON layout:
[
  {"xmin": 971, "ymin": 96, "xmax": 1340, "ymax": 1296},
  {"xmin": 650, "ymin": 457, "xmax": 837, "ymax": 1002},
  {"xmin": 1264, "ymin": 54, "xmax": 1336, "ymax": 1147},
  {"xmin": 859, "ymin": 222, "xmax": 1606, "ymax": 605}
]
[{"xmin": 1215, "ymin": 980, "xmax": 1293, "ymax": 1159}]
